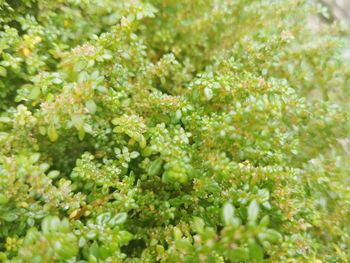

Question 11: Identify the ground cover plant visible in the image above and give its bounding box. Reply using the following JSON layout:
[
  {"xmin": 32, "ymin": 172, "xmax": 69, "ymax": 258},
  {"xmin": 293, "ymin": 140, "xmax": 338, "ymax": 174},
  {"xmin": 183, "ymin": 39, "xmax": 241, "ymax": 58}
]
[{"xmin": 0, "ymin": 0, "xmax": 349, "ymax": 262}]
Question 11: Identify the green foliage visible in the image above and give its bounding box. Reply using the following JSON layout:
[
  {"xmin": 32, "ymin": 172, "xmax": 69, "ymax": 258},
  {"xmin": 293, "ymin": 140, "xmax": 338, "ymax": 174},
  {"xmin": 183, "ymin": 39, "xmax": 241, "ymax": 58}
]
[{"xmin": 0, "ymin": 0, "xmax": 349, "ymax": 262}]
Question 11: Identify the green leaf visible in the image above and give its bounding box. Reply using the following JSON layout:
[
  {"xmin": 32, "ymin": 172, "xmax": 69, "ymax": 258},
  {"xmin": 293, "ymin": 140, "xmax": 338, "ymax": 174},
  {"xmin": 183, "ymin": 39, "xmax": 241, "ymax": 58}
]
[
  {"xmin": 0, "ymin": 66, "xmax": 7, "ymax": 77},
  {"xmin": 173, "ymin": 227, "xmax": 182, "ymax": 240},
  {"xmin": 223, "ymin": 202, "xmax": 234, "ymax": 226},
  {"xmin": 148, "ymin": 158, "xmax": 163, "ymax": 176},
  {"xmin": 41, "ymin": 216, "xmax": 60, "ymax": 233},
  {"xmin": 84, "ymin": 123, "xmax": 93, "ymax": 133},
  {"xmin": 96, "ymin": 212, "xmax": 111, "ymax": 225},
  {"xmin": 0, "ymin": 116, "xmax": 11, "ymax": 123},
  {"xmin": 248, "ymin": 199, "xmax": 259, "ymax": 224},
  {"xmin": 264, "ymin": 229, "xmax": 283, "ymax": 243},
  {"xmin": 29, "ymin": 86, "xmax": 41, "ymax": 100},
  {"xmin": 130, "ymin": 151, "xmax": 140, "ymax": 159},
  {"xmin": 86, "ymin": 100, "xmax": 97, "ymax": 114},
  {"xmin": 259, "ymin": 215, "xmax": 269, "ymax": 227},
  {"xmin": 71, "ymin": 114, "xmax": 84, "ymax": 130},
  {"xmin": 86, "ymin": 230, "xmax": 97, "ymax": 240},
  {"xmin": 191, "ymin": 216, "xmax": 205, "ymax": 233},
  {"xmin": 52, "ymin": 78, "xmax": 62, "ymax": 84},
  {"xmin": 30, "ymin": 153, "xmax": 41, "ymax": 163},
  {"xmin": 139, "ymin": 134, "xmax": 146, "ymax": 148},
  {"xmin": 78, "ymin": 128, "xmax": 85, "ymax": 140},
  {"xmin": 109, "ymin": 212, "xmax": 127, "ymax": 226},
  {"xmin": 228, "ymin": 248, "xmax": 250, "ymax": 261},
  {"xmin": 74, "ymin": 61, "xmax": 86, "ymax": 72},
  {"xmin": 48, "ymin": 170, "xmax": 60, "ymax": 179},
  {"xmin": 248, "ymin": 239, "xmax": 264, "ymax": 262},
  {"xmin": 48, "ymin": 125, "xmax": 58, "ymax": 142},
  {"xmin": 1, "ymin": 212, "xmax": 17, "ymax": 222},
  {"xmin": 79, "ymin": 237, "xmax": 86, "ymax": 247},
  {"xmin": 204, "ymin": 87, "xmax": 213, "ymax": 100},
  {"xmin": 206, "ymin": 182, "xmax": 221, "ymax": 193},
  {"xmin": 0, "ymin": 193, "xmax": 8, "ymax": 205}
]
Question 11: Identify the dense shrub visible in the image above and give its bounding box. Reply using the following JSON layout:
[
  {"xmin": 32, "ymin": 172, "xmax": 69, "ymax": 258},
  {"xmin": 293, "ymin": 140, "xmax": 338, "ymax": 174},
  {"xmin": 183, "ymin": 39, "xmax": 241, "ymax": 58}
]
[{"xmin": 0, "ymin": 0, "xmax": 349, "ymax": 262}]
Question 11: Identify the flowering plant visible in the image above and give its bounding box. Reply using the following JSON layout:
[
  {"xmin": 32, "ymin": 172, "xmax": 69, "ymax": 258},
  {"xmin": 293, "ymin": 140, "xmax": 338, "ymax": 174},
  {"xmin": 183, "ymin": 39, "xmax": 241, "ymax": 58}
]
[{"xmin": 0, "ymin": 0, "xmax": 349, "ymax": 262}]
